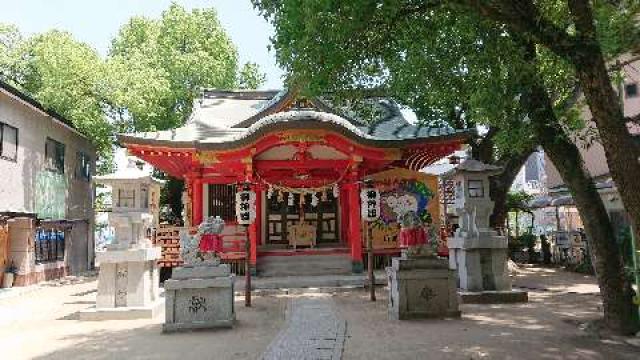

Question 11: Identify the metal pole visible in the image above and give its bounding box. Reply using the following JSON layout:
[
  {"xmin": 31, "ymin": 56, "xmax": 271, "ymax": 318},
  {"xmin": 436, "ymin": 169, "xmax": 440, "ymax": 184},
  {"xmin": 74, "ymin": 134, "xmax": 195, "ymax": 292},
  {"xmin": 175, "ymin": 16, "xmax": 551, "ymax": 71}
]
[
  {"xmin": 244, "ymin": 224, "xmax": 251, "ymax": 307},
  {"xmin": 367, "ymin": 221, "xmax": 376, "ymax": 301}
]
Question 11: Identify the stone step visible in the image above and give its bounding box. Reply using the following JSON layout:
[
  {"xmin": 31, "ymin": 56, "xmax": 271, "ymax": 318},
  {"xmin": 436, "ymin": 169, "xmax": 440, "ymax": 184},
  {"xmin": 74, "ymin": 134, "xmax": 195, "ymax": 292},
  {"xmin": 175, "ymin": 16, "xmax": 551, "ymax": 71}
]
[
  {"xmin": 235, "ymin": 272, "xmax": 388, "ymax": 290},
  {"xmin": 257, "ymin": 254, "xmax": 352, "ymax": 277}
]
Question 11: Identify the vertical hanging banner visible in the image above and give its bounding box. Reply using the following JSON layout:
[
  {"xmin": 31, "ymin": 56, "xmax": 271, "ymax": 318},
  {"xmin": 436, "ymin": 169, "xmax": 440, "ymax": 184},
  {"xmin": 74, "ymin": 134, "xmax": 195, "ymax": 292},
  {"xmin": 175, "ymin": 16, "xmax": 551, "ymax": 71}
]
[
  {"xmin": 236, "ymin": 188, "xmax": 256, "ymax": 225},
  {"xmin": 361, "ymin": 186, "xmax": 381, "ymax": 221}
]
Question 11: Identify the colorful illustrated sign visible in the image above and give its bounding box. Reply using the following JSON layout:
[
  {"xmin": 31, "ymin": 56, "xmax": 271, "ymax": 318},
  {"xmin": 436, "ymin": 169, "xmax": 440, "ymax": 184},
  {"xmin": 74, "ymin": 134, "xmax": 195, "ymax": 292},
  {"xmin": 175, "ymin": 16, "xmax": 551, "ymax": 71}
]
[
  {"xmin": 378, "ymin": 180, "xmax": 433, "ymax": 226},
  {"xmin": 368, "ymin": 179, "xmax": 436, "ymax": 250}
]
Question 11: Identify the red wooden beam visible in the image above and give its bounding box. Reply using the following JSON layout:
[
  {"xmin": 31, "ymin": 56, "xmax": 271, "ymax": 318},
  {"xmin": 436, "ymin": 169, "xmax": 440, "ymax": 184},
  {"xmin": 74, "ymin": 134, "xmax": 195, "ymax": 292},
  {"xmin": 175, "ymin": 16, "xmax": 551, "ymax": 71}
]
[{"xmin": 254, "ymin": 159, "xmax": 350, "ymax": 171}]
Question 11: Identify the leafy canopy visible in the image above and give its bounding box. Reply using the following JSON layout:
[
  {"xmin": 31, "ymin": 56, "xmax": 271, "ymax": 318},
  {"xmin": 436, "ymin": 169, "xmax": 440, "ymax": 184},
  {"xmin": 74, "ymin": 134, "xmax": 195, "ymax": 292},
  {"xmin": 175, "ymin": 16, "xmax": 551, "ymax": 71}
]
[
  {"xmin": 4, "ymin": 30, "xmax": 112, "ymax": 155},
  {"xmin": 253, "ymin": 0, "xmax": 638, "ymax": 160},
  {"xmin": 106, "ymin": 3, "xmax": 265, "ymax": 132},
  {"xmin": 0, "ymin": 3, "xmax": 266, "ymax": 169}
]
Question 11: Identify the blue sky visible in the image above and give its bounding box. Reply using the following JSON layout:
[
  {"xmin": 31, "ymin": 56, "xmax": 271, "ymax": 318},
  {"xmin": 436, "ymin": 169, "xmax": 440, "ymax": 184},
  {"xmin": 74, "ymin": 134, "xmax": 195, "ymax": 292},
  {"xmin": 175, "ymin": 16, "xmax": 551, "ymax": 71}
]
[{"xmin": 0, "ymin": 0, "xmax": 285, "ymax": 89}]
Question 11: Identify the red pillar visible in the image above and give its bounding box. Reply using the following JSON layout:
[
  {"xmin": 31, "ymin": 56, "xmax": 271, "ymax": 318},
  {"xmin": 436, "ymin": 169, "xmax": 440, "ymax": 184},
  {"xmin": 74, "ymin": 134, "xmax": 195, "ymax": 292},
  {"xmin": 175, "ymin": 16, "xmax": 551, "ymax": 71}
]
[
  {"xmin": 248, "ymin": 187, "xmax": 261, "ymax": 267},
  {"xmin": 339, "ymin": 188, "xmax": 350, "ymax": 245},
  {"xmin": 345, "ymin": 182, "xmax": 363, "ymax": 273},
  {"xmin": 192, "ymin": 178, "xmax": 203, "ymax": 226}
]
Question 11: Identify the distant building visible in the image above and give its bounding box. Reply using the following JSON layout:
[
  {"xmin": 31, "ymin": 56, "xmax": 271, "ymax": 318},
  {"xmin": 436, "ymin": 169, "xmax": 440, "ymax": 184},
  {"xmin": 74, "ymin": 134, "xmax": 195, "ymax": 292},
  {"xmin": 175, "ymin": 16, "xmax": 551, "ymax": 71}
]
[
  {"xmin": 0, "ymin": 79, "xmax": 96, "ymax": 287},
  {"xmin": 511, "ymin": 151, "xmax": 546, "ymax": 195},
  {"xmin": 543, "ymin": 56, "xmax": 640, "ymax": 232}
]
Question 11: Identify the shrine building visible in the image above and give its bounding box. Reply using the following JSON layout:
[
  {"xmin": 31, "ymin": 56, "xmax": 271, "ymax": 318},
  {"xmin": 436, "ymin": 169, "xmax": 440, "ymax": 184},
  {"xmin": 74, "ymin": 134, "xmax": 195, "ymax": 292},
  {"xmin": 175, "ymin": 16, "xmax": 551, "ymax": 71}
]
[{"xmin": 118, "ymin": 90, "xmax": 471, "ymax": 273}]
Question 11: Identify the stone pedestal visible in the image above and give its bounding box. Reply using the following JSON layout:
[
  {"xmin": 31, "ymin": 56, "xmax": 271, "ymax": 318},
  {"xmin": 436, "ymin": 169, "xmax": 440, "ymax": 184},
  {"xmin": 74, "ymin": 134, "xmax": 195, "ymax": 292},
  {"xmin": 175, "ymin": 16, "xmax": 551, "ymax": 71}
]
[
  {"xmin": 387, "ymin": 256, "xmax": 460, "ymax": 320},
  {"xmin": 80, "ymin": 246, "xmax": 162, "ymax": 320},
  {"xmin": 448, "ymin": 230, "xmax": 512, "ymax": 292},
  {"xmin": 163, "ymin": 264, "xmax": 235, "ymax": 332}
]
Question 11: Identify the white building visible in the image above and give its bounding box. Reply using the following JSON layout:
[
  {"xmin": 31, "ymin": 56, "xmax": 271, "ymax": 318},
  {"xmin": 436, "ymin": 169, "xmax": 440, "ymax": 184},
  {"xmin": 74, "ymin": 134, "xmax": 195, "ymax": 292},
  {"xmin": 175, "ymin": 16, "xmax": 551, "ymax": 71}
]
[{"xmin": 0, "ymin": 79, "xmax": 96, "ymax": 287}]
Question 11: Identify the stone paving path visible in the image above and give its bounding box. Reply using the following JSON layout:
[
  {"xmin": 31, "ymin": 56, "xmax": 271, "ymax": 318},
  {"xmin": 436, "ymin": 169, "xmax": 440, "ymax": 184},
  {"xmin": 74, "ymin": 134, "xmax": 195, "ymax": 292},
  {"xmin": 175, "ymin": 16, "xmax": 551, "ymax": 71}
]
[{"xmin": 261, "ymin": 297, "xmax": 346, "ymax": 360}]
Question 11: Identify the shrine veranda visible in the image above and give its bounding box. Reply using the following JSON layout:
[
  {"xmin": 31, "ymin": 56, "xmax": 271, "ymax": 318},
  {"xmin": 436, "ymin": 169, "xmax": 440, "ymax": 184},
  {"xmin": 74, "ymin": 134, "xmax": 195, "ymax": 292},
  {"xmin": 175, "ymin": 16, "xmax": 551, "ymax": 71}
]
[{"xmin": 118, "ymin": 90, "xmax": 471, "ymax": 272}]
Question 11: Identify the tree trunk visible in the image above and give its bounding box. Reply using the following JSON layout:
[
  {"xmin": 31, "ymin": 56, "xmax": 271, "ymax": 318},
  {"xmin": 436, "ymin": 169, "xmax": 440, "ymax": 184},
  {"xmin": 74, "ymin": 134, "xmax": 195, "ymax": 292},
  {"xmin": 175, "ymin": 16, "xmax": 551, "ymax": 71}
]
[
  {"xmin": 489, "ymin": 149, "xmax": 534, "ymax": 230},
  {"xmin": 567, "ymin": 0, "xmax": 640, "ymax": 310},
  {"xmin": 525, "ymin": 76, "xmax": 639, "ymax": 335}
]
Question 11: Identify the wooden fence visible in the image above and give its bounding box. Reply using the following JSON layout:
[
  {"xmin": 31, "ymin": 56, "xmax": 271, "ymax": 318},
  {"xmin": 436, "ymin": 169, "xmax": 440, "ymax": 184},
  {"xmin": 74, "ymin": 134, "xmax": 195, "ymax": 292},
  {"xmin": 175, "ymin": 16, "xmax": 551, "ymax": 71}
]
[{"xmin": 152, "ymin": 224, "xmax": 248, "ymax": 275}]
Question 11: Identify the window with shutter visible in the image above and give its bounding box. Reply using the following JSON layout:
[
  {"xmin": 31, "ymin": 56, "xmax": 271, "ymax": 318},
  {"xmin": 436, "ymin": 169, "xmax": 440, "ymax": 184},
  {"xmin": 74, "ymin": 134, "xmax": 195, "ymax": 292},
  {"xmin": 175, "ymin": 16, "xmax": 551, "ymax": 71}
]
[
  {"xmin": 45, "ymin": 137, "xmax": 65, "ymax": 173},
  {"xmin": 0, "ymin": 122, "xmax": 18, "ymax": 161}
]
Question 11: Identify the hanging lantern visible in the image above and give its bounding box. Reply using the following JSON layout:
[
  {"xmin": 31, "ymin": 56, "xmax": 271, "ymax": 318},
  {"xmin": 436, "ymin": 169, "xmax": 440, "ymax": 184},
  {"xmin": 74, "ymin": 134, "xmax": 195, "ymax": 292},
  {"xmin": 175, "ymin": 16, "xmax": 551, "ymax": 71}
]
[
  {"xmin": 333, "ymin": 183, "xmax": 340, "ymax": 198},
  {"xmin": 360, "ymin": 179, "xmax": 380, "ymax": 222},
  {"xmin": 235, "ymin": 183, "xmax": 256, "ymax": 225},
  {"xmin": 300, "ymin": 193, "xmax": 306, "ymax": 205},
  {"xmin": 288, "ymin": 192, "xmax": 294, "ymax": 206},
  {"xmin": 277, "ymin": 190, "xmax": 284, "ymax": 203},
  {"xmin": 311, "ymin": 193, "xmax": 319, "ymax": 207},
  {"xmin": 267, "ymin": 185, "xmax": 274, "ymax": 199}
]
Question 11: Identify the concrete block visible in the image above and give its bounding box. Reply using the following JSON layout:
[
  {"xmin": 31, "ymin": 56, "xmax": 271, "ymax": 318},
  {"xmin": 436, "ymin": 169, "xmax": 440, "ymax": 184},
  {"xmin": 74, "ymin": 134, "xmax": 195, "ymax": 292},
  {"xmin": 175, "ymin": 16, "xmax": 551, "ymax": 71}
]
[
  {"xmin": 387, "ymin": 256, "xmax": 460, "ymax": 320},
  {"xmin": 163, "ymin": 264, "xmax": 235, "ymax": 332},
  {"xmin": 172, "ymin": 264, "xmax": 230, "ymax": 280},
  {"xmin": 84, "ymin": 248, "xmax": 161, "ymax": 320}
]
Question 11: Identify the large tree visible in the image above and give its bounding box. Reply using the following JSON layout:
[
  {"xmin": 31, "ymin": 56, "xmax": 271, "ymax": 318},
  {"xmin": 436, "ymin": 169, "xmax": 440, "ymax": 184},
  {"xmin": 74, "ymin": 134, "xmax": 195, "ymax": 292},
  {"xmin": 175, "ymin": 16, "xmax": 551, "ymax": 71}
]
[
  {"xmin": 1, "ymin": 3, "xmax": 266, "ymax": 221},
  {"xmin": 0, "ymin": 3, "xmax": 266, "ymax": 166},
  {"xmin": 253, "ymin": 0, "xmax": 639, "ymax": 334},
  {"xmin": 1, "ymin": 29, "xmax": 113, "ymax": 156},
  {"xmin": 103, "ymin": 3, "xmax": 266, "ymax": 220},
  {"xmin": 105, "ymin": 3, "xmax": 265, "ymax": 133}
]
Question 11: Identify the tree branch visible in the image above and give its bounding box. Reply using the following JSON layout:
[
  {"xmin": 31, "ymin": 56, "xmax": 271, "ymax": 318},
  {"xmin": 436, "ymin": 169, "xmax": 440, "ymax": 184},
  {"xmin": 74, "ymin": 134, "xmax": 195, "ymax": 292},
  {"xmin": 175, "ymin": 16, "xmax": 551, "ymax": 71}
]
[
  {"xmin": 454, "ymin": 0, "xmax": 578, "ymax": 59},
  {"xmin": 473, "ymin": 126, "xmax": 499, "ymax": 163}
]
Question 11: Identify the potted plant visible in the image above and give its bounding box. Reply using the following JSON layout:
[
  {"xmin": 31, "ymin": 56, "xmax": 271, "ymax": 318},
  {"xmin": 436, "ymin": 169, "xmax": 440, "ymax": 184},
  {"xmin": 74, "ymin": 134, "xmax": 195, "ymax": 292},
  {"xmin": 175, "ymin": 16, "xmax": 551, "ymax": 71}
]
[{"xmin": 2, "ymin": 261, "xmax": 17, "ymax": 288}]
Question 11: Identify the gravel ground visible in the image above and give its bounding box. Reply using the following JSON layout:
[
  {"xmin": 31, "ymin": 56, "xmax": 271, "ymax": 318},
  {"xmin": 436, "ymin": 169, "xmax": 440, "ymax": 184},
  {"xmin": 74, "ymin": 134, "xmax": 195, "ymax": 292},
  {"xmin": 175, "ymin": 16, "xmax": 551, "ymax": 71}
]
[{"xmin": 0, "ymin": 266, "xmax": 637, "ymax": 360}]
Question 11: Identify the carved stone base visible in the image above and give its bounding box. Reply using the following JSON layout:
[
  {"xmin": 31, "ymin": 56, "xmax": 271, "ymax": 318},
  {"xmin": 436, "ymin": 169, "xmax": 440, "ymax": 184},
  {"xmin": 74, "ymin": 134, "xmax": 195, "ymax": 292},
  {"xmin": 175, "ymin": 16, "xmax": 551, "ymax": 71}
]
[
  {"xmin": 163, "ymin": 264, "xmax": 235, "ymax": 332},
  {"xmin": 81, "ymin": 247, "xmax": 161, "ymax": 321},
  {"xmin": 448, "ymin": 232, "xmax": 512, "ymax": 292},
  {"xmin": 387, "ymin": 256, "xmax": 460, "ymax": 320}
]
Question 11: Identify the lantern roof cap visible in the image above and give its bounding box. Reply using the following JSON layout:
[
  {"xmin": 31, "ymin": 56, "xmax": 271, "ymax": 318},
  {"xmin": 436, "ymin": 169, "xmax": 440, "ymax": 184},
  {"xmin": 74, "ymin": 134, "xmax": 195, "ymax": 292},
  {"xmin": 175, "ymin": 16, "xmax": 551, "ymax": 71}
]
[{"xmin": 443, "ymin": 159, "xmax": 502, "ymax": 177}]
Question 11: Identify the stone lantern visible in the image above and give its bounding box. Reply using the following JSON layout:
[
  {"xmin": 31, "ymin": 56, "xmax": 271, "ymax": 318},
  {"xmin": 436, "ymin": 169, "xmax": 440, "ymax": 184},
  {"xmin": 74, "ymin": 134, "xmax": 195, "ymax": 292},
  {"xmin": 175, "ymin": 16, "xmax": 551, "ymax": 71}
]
[
  {"xmin": 80, "ymin": 159, "xmax": 164, "ymax": 320},
  {"xmin": 446, "ymin": 159, "xmax": 512, "ymax": 292}
]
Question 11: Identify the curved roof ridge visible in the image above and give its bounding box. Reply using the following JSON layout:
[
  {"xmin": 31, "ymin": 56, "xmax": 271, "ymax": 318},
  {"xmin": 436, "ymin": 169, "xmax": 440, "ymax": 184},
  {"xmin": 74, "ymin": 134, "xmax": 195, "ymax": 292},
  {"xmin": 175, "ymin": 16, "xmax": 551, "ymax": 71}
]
[
  {"xmin": 243, "ymin": 110, "xmax": 372, "ymax": 140},
  {"xmin": 232, "ymin": 89, "xmax": 293, "ymax": 128}
]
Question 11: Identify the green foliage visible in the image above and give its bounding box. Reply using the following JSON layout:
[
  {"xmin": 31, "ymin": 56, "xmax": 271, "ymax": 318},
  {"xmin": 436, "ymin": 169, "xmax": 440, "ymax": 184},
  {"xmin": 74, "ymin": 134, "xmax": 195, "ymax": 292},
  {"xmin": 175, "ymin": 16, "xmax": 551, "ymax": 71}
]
[
  {"xmin": 253, "ymin": 1, "xmax": 539, "ymax": 157},
  {"xmin": 0, "ymin": 24, "xmax": 21, "ymax": 72},
  {"xmin": 157, "ymin": 173, "xmax": 185, "ymax": 224},
  {"xmin": 4, "ymin": 30, "xmax": 113, "ymax": 155},
  {"xmin": 238, "ymin": 62, "xmax": 267, "ymax": 89},
  {"xmin": 253, "ymin": 1, "xmax": 639, "ymax": 160},
  {"xmin": 506, "ymin": 191, "xmax": 534, "ymax": 212},
  {"xmin": 518, "ymin": 232, "xmax": 537, "ymax": 249},
  {"xmin": 0, "ymin": 2, "xmax": 266, "ymax": 171},
  {"xmin": 106, "ymin": 3, "xmax": 263, "ymax": 132}
]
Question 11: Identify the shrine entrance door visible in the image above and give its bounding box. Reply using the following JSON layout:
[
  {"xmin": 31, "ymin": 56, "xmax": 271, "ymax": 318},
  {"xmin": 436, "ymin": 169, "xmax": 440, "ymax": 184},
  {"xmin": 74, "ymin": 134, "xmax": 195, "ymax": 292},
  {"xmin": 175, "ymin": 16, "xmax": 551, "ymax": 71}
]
[{"xmin": 265, "ymin": 192, "xmax": 339, "ymax": 247}]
